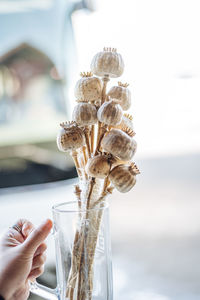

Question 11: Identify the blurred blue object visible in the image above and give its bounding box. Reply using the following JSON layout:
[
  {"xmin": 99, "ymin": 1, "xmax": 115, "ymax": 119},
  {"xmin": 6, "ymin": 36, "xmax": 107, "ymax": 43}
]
[
  {"xmin": 0, "ymin": 0, "xmax": 95, "ymax": 188},
  {"xmin": 0, "ymin": 0, "xmax": 96, "ymax": 123}
]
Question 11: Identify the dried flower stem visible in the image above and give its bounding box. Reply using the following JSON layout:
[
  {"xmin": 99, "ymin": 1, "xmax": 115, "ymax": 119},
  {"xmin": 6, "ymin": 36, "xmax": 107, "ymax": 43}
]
[
  {"xmin": 84, "ymin": 127, "xmax": 91, "ymax": 158},
  {"xmin": 95, "ymin": 75, "xmax": 110, "ymax": 156},
  {"xmin": 94, "ymin": 124, "xmax": 107, "ymax": 155},
  {"xmin": 87, "ymin": 178, "xmax": 96, "ymax": 209},
  {"xmin": 95, "ymin": 121, "xmax": 101, "ymax": 154},
  {"xmin": 79, "ymin": 156, "xmax": 88, "ymax": 181},
  {"xmin": 90, "ymin": 125, "xmax": 95, "ymax": 154},
  {"xmin": 72, "ymin": 150, "xmax": 82, "ymax": 179},
  {"xmin": 101, "ymin": 75, "xmax": 109, "ymax": 104},
  {"xmin": 68, "ymin": 75, "xmax": 112, "ymax": 299},
  {"xmin": 78, "ymin": 149, "xmax": 88, "ymax": 181},
  {"xmin": 67, "ymin": 229, "xmax": 80, "ymax": 300},
  {"xmin": 77, "ymin": 177, "xmax": 96, "ymax": 300},
  {"xmin": 87, "ymin": 176, "xmax": 111, "ymax": 300},
  {"xmin": 82, "ymin": 146, "xmax": 87, "ymax": 165},
  {"xmin": 91, "ymin": 194, "xmax": 106, "ymax": 210},
  {"xmin": 66, "ymin": 185, "xmax": 82, "ymax": 300},
  {"xmin": 77, "ymin": 89, "xmax": 109, "ymax": 296}
]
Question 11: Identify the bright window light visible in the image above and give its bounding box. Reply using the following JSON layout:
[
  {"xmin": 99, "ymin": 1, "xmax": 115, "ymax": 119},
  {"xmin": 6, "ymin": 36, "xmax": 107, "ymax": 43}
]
[{"xmin": 72, "ymin": 0, "xmax": 200, "ymax": 158}]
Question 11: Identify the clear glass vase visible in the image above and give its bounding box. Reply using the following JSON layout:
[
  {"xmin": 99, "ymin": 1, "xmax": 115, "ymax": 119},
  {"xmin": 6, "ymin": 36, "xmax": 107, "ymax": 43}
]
[{"xmin": 30, "ymin": 201, "xmax": 113, "ymax": 300}]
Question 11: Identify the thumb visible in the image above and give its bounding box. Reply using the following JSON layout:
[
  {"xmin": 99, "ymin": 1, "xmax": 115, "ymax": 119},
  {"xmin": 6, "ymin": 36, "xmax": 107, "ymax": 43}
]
[{"xmin": 22, "ymin": 219, "xmax": 52, "ymax": 254}]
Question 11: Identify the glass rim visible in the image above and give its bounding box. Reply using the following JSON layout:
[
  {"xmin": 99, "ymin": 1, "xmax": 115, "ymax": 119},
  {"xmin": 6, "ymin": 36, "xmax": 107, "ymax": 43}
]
[{"xmin": 52, "ymin": 200, "xmax": 109, "ymax": 213}]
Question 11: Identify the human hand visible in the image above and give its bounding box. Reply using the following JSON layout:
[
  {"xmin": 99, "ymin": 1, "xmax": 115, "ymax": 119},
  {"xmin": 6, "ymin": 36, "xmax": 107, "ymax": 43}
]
[{"xmin": 0, "ymin": 219, "xmax": 53, "ymax": 300}]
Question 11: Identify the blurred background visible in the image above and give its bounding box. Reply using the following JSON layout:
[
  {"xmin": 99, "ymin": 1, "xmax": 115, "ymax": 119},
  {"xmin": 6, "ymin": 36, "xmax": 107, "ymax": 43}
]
[{"xmin": 0, "ymin": 0, "xmax": 200, "ymax": 299}]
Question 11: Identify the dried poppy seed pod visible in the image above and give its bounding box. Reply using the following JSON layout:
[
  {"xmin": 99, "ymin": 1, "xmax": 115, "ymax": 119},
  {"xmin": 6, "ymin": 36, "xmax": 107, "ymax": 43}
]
[
  {"xmin": 91, "ymin": 47, "xmax": 124, "ymax": 78},
  {"xmin": 74, "ymin": 72, "xmax": 103, "ymax": 102},
  {"xmin": 109, "ymin": 163, "xmax": 139, "ymax": 193},
  {"xmin": 107, "ymin": 82, "xmax": 131, "ymax": 110},
  {"xmin": 72, "ymin": 102, "xmax": 97, "ymax": 126},
  {"xmin": 86, "ymin": 154, "xmax": 111, "ymax": 179},
  {"xmin": 97, "ymin": 99, "xmax": 123, "ymax": 126},
  {"xmin": 57, "ymin": 122, "xmax": 85, "ymax": 152},
  {"xmin": 101, "ymin": 129, "xmax": 137, "ymax": 161},
  {"xmin": 117, "ymin": 113, "xmax": 134, "ymax": 131}
]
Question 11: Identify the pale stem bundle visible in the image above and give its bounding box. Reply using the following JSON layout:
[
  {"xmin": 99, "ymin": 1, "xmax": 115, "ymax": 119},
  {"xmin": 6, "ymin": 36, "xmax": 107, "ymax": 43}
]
[{"xmin": 66, "ymin": 77, "xmax": 111, "ymax": 300}]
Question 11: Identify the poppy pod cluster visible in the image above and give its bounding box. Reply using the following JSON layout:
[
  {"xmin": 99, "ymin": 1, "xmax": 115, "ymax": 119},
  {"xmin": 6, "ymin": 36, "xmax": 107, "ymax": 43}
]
[
  {"xmin": 56, "ymin": 47, "xmax": 140, "ymax": 300},
  {"xmin": 57, "ymin": 47, "xmax": 139, "ymax": 193}
]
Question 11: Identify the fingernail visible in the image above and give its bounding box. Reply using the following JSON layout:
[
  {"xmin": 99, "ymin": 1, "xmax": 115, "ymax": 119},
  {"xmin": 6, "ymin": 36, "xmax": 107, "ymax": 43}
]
[{"xmin": 42, "ymin": 219, "xmax": 53, "ymax": 229}]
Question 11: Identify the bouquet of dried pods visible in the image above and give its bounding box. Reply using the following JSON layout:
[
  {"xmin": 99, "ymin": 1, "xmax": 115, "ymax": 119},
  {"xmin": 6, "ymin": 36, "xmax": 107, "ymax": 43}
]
[{"xmin": 57, "ymin": 47, "xmax": 140, "ymax": 300}]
